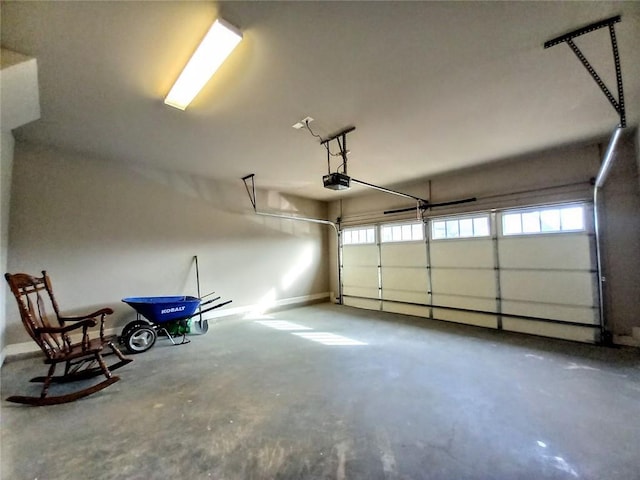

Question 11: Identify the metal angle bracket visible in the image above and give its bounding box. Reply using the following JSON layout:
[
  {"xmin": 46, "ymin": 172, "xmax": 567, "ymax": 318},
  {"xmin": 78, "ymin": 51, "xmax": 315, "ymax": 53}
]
[
  {"xmin": 321, "ymin": 126, "xmax": 356, "ymax": 174},
  {"xmin": 241, "ymin": 173, "xmax": 257, "ymax": 211},
  {"xmin": 544, "ymin": 15, "xmax": 626, "ymax": 128}
]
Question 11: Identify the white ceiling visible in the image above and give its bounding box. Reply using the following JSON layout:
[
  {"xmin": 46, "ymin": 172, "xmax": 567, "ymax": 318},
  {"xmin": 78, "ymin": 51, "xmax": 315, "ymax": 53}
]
[{"xmin": 2, "ymin": 1, "xmax": 639, "ymax": 201}]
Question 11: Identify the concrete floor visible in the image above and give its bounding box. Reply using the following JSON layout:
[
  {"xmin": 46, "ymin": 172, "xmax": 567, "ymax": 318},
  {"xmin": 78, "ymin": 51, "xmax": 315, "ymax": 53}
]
[{"xmin": 2, "ymin": 303, "xmax": 640, "ymax": 480}]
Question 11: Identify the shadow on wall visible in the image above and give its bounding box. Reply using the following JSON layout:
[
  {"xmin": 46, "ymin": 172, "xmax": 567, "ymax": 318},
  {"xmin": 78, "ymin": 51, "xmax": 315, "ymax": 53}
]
[
  {"xmin": 5, "ymin": 144, "xmax": 329, "ymax": 345},
  {"xmin": 130, "ymin": 163, "xmax": 328, "ymax": 238}
]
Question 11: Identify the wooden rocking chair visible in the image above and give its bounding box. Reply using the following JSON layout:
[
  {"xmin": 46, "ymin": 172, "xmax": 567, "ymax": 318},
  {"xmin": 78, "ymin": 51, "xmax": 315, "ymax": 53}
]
[{"xmin": 4, "ymin": 271, "xmax": 132, "ymax": 406}]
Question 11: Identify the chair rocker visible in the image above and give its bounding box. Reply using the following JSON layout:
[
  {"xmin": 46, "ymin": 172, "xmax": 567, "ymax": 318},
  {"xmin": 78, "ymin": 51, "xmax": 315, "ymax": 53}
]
[{"xmin": 5, "ymin": 271, "xmax": 132, "ymax": 406}]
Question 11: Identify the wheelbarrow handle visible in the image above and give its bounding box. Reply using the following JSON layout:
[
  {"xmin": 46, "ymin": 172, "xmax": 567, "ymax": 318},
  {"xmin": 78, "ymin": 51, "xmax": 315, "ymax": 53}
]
[
  {"xmin": 198, "ymin": 300, "xmax": 232, "ymax": 316},
  {"xmin": 200, "ymin": 296, "xmax": 221, "ymax": 308}
]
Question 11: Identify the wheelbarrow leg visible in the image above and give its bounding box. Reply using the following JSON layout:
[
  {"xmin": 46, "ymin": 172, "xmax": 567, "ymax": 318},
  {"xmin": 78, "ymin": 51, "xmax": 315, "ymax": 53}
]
[{"xmin": 177, "ymin": 319, "xmax": 190, "ymax": 345}]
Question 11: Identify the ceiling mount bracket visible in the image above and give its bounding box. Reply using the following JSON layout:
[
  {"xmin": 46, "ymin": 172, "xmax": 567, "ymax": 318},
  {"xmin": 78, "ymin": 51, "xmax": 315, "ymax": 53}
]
[
  {"xmin": 544, "ymin": 15, "xmax": 626, "ymax": 128},
  {"xmin": 311, "ymin": 124, "xmax": 476, "ymax": 216},
  {"xmin": 320, "ymin": 126, "xmax": 356, "ymax": 175},
  {"xmin": 241, "ymin": 174, "xmax": 257, "ymax": 211}
]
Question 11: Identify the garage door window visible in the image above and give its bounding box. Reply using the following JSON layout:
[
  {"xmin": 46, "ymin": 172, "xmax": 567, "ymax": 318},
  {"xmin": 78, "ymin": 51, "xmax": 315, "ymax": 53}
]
[
  {"xmin": 502, "ymin": 204, "xmax": 585, "ymax": 236},
  {"xmin": 381, "ymin": 222, "xmax": 423, "ymax": 243},
  {"xmin": 431, "ymin": 215, "xmax": 490, "ymax": 240},
  {"xmin": 342, "ymin": 227, "xmax": 376, "ymax": 245}
]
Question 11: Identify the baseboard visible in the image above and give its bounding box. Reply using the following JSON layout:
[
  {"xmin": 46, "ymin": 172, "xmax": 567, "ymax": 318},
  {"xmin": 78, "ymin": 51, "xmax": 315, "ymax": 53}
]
[
  {"xmin": 613, "ymin": 335, "xmax": 640, "ymax": 348},
  {"xmin": 0, "ymin": 292, "xmax": 332, "ymax": 365}
]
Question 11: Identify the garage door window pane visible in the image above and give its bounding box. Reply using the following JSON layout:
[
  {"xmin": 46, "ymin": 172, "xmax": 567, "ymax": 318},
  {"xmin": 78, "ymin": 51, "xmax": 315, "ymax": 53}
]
[
  {"xmin": 503, "ymin": 214, "xmax": 522, "ymax": 235},
  {"xmin": 446, "ymin": 220, "xmax": 459, "ymax": 238},
  {"xmin": 459, "ymin": 218, "xmax": 473, "ymax": 237},
  {"xmin": 432, "ymin": 221, "xmax": 446, "ymax": 240},
  {"xmin": 541, "ymin": 209, "xmax": 560, "ymax": 232},
  {"xmin": 412, "ymin": 224, "xmax": 423, "ymax": 240},
  {"xmin": 367, "ymin": 228, "xmax": 375, "ymax": 243},
  {"xmin": 522, "ymin": 211, "xmax": 541, "ymax": 233},
  {"xmin": 473, "ymin": 217, "xmax": 489, "ymax": 236},
  {"xmin": 561, "ymin": 207, "xmax": 584, "ymax": 231},
  {"xmin": 381, "ymin": 226, "xmax": 392, "ymax": 243}
]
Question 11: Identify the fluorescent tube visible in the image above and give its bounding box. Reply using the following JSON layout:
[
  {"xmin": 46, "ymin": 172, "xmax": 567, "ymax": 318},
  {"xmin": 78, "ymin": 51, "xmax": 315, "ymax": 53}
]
[{"xmin": 164, "ymin": 18, "xmax": 242, "ymax": 110}]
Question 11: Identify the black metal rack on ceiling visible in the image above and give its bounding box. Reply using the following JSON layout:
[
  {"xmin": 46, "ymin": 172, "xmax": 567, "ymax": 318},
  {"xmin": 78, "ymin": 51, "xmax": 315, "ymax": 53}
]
[{"xmin": 544, "ymin": 15, "xmax": 626, "ymax": 128}]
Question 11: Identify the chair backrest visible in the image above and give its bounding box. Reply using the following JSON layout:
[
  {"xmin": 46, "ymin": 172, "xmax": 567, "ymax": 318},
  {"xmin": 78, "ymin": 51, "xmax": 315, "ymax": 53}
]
[{"xmin": 5, "ymin": 271, "xmax": 65, "ymax": 359}]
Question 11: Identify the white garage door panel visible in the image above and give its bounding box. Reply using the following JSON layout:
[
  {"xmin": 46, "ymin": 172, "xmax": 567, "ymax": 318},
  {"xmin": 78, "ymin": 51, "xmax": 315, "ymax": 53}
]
[
  {"xmin": 431, "ymin": 269, "xmax": 496, "ymax": 298},
  {"xmin": 342, "ymin": 245, "xmax": 378, "ymax": 265},
  {"xmin": 433, "ymin": 308, "xmax": 497, "ymax": 329},
  {"xmin": 382, "ymin": 289, "xmax": 427, "ymax": 303},
  {"xmin": 381, "ymin": 243, "xmax": 427, "ymax": 266},
  {"xmin": 342, "ymin": 266, "xmax": 379, "ymax": 288},
  {"xmin": 432, "ymin": 294, "xmax": 496, "ymax": 312},
  {"xmin": 502, "ymin": 318, "xmax": 597, "ymax": 343},
  {"xmin": 500, "ymin": 270, "xmax": 595, "ymax": 306},
  {"xmin": 499, "ymin": 235, "xmax": 592, "ymax": 270},
  {"xmin": 342, "ymin": 243, "xmax": 379, "ymax": 305},
  {"xmin": 381, "ymin": 267, "xmax": 428, "ymax": 291},
  {"xmin": 502, "ymin": 300, "xmax": 598, "ymax": 324},
  {"xmin": 343, "ymin": 285, "xmax": 379, "ymax": 298},
  {"xmin": 378, "ymin": 241, "xmax": 430, "ymax": 314},
  {"xmin": 344, "ymin": 297, "xmax": 380, "ymax": 310},
  {"xmin": 430, "ymin": 240, "xmax": 494, "ymax": 268},
  {"xmin": 383, "ymin": 302, "xmax": 430, "ymax": 318}
]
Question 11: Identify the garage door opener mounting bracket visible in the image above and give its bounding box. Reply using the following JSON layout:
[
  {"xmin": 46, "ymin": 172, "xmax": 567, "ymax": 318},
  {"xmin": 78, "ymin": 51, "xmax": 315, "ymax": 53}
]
[{"xmin": 313, "ymin": 123, "xmax": 476, "ymax": 218}]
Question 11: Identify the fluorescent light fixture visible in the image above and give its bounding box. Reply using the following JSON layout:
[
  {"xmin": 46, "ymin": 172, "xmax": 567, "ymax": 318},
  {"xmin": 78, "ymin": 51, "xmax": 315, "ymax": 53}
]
[{"xmin": 164, "ymin": 18, "xmax": 242, "ymax": 110}]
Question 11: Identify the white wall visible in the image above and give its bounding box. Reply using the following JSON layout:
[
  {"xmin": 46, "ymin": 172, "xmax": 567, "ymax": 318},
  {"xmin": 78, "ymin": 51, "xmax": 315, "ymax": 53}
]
[
  {"xmin": 0, "ymin": 50, "xmax": 40, "ymax": 132},
  {"xmin": 600, "ymin": 132, "xmax": 640, "ymax": 338},
  {"xmin": 1, "ymin": 48, "xmax": 40, "ymax": 362},
  {"xmin": 0, "ymin": 132, "xmax": 15, "ymax": 361},
  {"xmin": 637, "ymin": 127, "xmax": 640, "ymax": 190},
  {"xmin": 332, "ymin": 143, "xmax": 600, "ymax": 225},
  {"xmin": 4, "ymin": 143, "xmax": 329, "ymax": 346}
]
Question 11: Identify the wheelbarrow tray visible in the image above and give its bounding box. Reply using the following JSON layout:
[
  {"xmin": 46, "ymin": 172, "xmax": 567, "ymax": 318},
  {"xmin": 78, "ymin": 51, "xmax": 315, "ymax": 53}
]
[{"xmin": 122, "ymin": 296, "xmax": 201, "ymax": 324}]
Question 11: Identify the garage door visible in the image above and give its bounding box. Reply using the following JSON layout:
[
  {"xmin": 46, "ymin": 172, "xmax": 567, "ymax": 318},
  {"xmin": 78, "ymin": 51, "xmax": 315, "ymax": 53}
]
[
  {"xmin": 339, "ymin": 202, "xmax": 600, "ymax": 343},
  {"xmin": 341, "ymin": 226, "xmax": 380, "ymax": 310},
  {"xmin": 497, "ymin": 204, "xmax": 599, "ymax": 342},
  {"xmin": 429, "ymin": 214, "xmax": 498, "ymax": 329},
  {"xmin": 379, "ymin": 221, "xmax": 431, "ymax": 318}
]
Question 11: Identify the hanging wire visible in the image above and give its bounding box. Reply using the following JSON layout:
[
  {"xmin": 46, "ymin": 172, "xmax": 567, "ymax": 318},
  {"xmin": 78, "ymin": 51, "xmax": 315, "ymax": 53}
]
[{"xmin": 305, "ymin": 120, "xmax": 341, "ymax": 157}]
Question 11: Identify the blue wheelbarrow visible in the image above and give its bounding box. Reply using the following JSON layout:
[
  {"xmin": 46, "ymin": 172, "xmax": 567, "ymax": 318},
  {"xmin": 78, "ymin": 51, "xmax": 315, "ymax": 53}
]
[{"xmin": 120, "ymin": 294, "xmax": 231, "ymax": 354}]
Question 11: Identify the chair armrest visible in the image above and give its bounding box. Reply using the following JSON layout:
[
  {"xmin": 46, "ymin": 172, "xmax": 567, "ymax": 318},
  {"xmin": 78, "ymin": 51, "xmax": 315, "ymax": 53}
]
[
  {"xmin": 37, "ymin": 319, "xmax": 96, "ymax": 335},
  {"xmin": 58, "ymin": 307, "xmax": 114, "ymax": 322}
]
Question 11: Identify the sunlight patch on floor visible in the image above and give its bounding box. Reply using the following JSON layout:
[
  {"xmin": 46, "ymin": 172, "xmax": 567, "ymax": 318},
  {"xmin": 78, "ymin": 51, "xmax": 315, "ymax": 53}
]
[
  {"xmin": 292, "ymin": 332, "xmax": 367, "ymax": 346},
  {"xmin": 254, "ymin": 320, "xmax": 312, "ymax": 331}
]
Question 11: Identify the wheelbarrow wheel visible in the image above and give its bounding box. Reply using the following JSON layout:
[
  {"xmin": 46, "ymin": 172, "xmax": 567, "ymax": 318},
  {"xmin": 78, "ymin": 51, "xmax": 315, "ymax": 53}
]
[
  {"xmin": 119, "ymin": 320, "xmax": 150, "ymax": 345},
  {"xmin": 123, "ymin": 324, "xmax": 157, "ymax": 354},
  {"xmin": 196, "ymin": 319, "xmax": 209, "ymax": 334}
]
